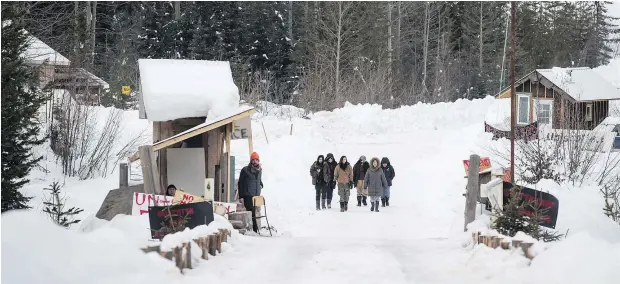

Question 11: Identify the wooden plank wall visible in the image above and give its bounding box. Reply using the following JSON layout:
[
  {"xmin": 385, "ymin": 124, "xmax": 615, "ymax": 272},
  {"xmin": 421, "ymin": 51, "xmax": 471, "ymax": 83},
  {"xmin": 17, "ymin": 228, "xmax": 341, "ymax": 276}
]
[{"xmin": 153, "ymin": 121, "xmax": 174, "ymax": 194}]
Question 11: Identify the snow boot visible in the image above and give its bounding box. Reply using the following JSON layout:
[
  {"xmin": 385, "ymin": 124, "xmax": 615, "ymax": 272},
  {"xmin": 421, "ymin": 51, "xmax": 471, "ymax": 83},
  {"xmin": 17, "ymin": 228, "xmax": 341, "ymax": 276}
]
[
  {"xmin": 327, "ymin": 199, "xmax": 332, "ymax": 209},
  {"xmin": 321, "ymin": 199, "xmax": 327, "ymax": 209},
  {"xmin": 371, "ymin": 201, "xmax": 375, "ymax": 211},
  {"xmin": 340, "ymin": 202, "xmax": 345, "ymax": 212},
  {"xmin": 345, "ymin": 202, "xmax": 349, "ymax": 211},
  {"xmin": 316, "ymin": 200, "xmax": 320, "ymax": 211},
  {"xmin": 357, "ymin": 196, "xmax": 362, "ymax": 207},
  {"xmin": 381, "ymin": 198, "xmax": 386, "ymax": 207},
  {"xmin": 362, "ymin": 196, "xmax": 368, "ymax": 206},
  {"xmin": 375, "ymin": 201, "xmax": 380, "ymax": 212},
  {"xmin": 386, "ymin": 197, "xmax": 390, "ymax": 207}
]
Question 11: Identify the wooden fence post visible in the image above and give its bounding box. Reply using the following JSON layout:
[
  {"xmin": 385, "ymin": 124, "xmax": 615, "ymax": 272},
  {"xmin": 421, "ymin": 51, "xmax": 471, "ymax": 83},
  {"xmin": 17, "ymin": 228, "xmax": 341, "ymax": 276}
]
[
  {"xmin": 119, "ymin": 162, "xmax": 128, "ymax": 188},
  {"xmin": 464, "ymin": 154, "xmax": 480, "ymax": 232}
]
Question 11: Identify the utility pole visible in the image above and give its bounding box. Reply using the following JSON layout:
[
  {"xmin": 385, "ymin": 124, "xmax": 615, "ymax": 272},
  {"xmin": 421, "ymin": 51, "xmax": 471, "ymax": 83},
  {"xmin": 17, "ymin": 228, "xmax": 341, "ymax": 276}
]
[{"xmin": 510, "ymin": 1, "xmax": 516, "ymax": 184}]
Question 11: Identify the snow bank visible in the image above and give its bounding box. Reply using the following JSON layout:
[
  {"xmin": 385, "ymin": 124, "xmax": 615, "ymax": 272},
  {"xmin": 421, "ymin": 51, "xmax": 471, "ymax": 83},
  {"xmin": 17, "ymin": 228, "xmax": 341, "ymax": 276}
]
[
  {"xmin": 138, "ymin": 59, "xmax": 240, "ymax": 121},
  {"xmin": 160, "ymin": 214, "xmax": 234, "ymax": 251},
  {"xmin": 484, "ymin": 98, "xmax": 511, "ymax": 130},
  {"xmin": 1, "ymin": 210, "xmax": 182, "ymax": 284}
]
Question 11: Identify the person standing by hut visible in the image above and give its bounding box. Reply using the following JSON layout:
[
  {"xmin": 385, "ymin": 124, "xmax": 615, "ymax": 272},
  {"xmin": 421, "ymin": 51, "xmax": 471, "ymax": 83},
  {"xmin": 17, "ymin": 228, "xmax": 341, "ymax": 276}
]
[
  {"xmin": 322, "ymin": 153, "xmax": 338, "ymax": 209},
  {"xmin": 334, "ymin": 156, "xmax": 354, "ymax": 212},
  {"xmin": 364, "ymin": 157, "xmax": 388, "ymax": 212},
  {"xmin": 353, "ymin": 156, "xmax": 370, "ymax": 207},
  {"xmin": 380, "ymin": 157, "xmax": 395, "ymax": 207},
  {"xmin": 238, "ymin": 152, "xmax": 263, "ymax": 232},
  {"xmin": 309, "ymin": 155, "xmax": 327, "ymax": 210}
]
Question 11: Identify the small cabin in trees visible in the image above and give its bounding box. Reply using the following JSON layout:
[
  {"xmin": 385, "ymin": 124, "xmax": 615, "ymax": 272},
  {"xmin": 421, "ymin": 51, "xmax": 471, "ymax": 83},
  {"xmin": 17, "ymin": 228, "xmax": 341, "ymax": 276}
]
[
  {"xmin": 132, "ymin": 59, "xmax": 254, "ymax": 203},
  {"xmin": 495, "ymin": 67, "xmax": 620, "ymax": 130}
]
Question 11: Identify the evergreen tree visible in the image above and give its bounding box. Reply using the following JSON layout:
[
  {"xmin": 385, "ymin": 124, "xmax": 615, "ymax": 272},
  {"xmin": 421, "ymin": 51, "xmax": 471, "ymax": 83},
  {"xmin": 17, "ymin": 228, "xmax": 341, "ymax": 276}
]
[
  {"xmin": 1, "ymin": 4, "xmax": 46, "ymax": 212},
  {"xmin": 42, "ymin": 182, "xmax": 84, "ymax": 227}
]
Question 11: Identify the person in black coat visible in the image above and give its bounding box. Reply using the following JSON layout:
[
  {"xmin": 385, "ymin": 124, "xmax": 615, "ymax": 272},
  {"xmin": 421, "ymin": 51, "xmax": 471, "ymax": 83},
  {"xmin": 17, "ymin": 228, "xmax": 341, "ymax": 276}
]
[
  {"xmin": 353, "ymin": 156, "xmax": 370, "ymax": 206},
  {"xmin": 322, "ymin": 153, "xmax": 338, "ymax": 209},
  {"xmin": 380, "ymin": 157, "xmax": 395, "ymax": 207},
  {"xmin": 310, "ymin": 155, "xmax": 327, "ymax": 210},
  {"xmin": 238, "ymin": 152, "xmax": 263, "ymax": 232}
]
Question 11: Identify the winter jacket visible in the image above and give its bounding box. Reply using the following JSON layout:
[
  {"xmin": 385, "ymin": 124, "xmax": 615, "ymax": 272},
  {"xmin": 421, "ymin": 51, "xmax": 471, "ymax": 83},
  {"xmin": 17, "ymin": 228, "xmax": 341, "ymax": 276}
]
[
  {"xmin": 310, "ymin": 155, "xmax": 326, "ymax": 186},
  {"xmin": 238, "ymin": 163, "xmax": 263, "ymax": 198},
  {"xmin": 323, "ymin": 153, "xmax": 338, "ymax": 186},
  {"xmin": 380, "ymin": 157, "xmax": 395, "ymax": 186},
  {"xmin": 334, "ymin": 163, "xmax": 353, "ymax": 185},
  {"xmin": 353, "ymin": 159, "xmax": 370, "ymax": 184},
  {"xmin": 364, "ymin": 157, "xmax": 388, "ymax": 197}
]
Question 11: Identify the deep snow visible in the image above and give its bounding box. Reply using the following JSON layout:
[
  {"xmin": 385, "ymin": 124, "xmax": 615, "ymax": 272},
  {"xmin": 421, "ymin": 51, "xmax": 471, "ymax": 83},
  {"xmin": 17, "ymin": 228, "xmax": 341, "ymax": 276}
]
[{"xmin": 4, "ymin": 92, "xmax": 620, "ymax": 283}]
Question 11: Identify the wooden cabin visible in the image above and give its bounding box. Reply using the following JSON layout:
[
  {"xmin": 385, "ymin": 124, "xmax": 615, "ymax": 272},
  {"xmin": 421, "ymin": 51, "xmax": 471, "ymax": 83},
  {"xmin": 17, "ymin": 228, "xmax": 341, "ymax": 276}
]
[
  {"xmin": 132, "ymin": 59, "xmax": 254, "ymax": 203},
  {"xmin": 496, "ymin": 67, "xmax": 620, "ymax": 130}
]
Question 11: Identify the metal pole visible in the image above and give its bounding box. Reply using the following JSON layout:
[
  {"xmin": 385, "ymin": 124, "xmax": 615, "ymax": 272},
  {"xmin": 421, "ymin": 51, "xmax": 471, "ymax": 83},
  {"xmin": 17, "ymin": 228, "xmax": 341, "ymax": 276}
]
[{"xmin": 510, "ymin": 1, "xmax": 517, "ymax": 184}]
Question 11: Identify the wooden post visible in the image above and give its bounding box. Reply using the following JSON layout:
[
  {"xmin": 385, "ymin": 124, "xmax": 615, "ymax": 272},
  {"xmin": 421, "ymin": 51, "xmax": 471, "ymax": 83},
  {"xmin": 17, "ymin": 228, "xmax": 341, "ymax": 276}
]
[
  {"xmin": 225, "ymin": 123, "xmax": 232, "ymax": 203},
  {"xmin": 248, "ymin": 120, "xmax": 255, "ymax": 156},
  {"xmin": 464, "ymin": 154, "xmax": 481, "ymax": 232},
  {"xmin": 139, "ymin": 145, "xmax": 161, "ymax": 195},
  {"xmin": 261, "ymin": 121, "xmax": 269, "ymax": 145},
  {"xmin": 509, "ymin": 1, "xmax": 516, "ymax": 184},
  {"xmin": 290, "ymin": 123, "xmax": 293, "ymax": 135},
  {"xmin": 119, "ymin": 162, "xmax": 128, "ymax": 188}
]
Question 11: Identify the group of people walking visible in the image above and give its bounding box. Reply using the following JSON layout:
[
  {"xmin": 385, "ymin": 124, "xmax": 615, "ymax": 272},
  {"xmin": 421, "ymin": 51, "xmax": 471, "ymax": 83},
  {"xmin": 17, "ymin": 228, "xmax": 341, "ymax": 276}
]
[{"xmin": 310, "ymin": 154, "xmax": 395, "ymax": 212}]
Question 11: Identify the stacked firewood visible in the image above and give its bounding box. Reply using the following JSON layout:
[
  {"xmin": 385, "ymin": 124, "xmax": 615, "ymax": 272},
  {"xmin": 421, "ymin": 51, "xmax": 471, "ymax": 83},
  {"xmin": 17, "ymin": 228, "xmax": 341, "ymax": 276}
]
[{"xmin": 141, "ymin": 228, "xmax": 231, "ymax": 272}]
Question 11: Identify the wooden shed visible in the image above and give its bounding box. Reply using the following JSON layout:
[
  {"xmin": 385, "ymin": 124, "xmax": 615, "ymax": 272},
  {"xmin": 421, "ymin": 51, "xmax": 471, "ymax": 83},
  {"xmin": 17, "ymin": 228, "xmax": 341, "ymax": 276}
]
[
  {"xmin": 496, "ymin": 67, "xmax": 620, "ymax": 130},
  {"xmin": 132, "ymin": 59, "xmax": 254, "ymax": 203}
]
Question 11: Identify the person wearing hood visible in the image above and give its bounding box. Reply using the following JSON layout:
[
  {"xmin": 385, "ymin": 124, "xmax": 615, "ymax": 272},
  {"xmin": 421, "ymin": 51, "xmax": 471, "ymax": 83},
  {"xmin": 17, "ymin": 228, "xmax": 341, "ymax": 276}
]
[
  {"xmin": 322, "ymin": 153, "xmax": 338, "ymax": 209},
  {"xmin": 310, "ymin": 155, "xmax": 327, "ymax": 210},
  {"xmin": 380, "ymin": 157, "xmax": 395, "ymax": 207},
  {"xmin": 364, "ymin": 157, "xmax": 388, "ymax": 212},
  {"xmin": 238, "ymin": 152, "xmax": 263, "ymax": 232},
  {"xmin": 353, "ymin": 156, "xmax": 370, "ymax": 207},
  {"xmin": 334, "ymin": 156, "xmax": 354, "ymax": 212}
]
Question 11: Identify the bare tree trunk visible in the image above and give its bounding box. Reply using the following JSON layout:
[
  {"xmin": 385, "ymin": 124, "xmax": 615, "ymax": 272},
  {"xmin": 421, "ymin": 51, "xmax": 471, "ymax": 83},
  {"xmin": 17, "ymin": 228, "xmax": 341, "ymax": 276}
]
[
  {"xmin": 422, "ymin": 2, "xmax": 430, "ymax": 96},
  {"xmin": 396, "ymin": 1, "xmax": 401, "ymax": 67},
  {"xmin": 174, "ymin": 1, "xmax": 180, "ymax": 20},
  {"xmin": 335, "ymin": 2, "xmax": 342, "ymax": 101},
  {"xmin": 387, "ymin": 2, "xmax": 393, "ymax": 69},
  {"xmin": 288, "ymin": 1, "xmax": 294, "ymax": 44},
  {"xmin": 479, "ymin": 1, "xmax": 483, "ymax": 72}
]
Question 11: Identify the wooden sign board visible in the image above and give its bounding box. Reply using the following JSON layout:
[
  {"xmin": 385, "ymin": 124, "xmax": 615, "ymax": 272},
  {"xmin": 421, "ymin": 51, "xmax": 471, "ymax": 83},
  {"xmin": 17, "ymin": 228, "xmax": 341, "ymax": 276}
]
[
  {"xmin": 121, "ymin": 85, "xmax": 131, "ymax": 95},
  {"xmin": 231, "ymin": 116, "xmax": 251, "ymax": 140},
  {"xmin": 463, "ymin": 157, "xmax": 492, "ymax": 175},
  {"xmin": 173, "ymin": 189, "xmax": 205, "ymax": 205}
]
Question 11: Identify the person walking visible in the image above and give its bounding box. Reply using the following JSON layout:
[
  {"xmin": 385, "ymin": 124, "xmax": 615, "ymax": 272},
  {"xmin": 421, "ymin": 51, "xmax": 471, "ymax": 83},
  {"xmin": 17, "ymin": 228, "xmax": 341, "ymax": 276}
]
[
  {"xmin": 364, "ymin": 157, "xmax": 388, "ymax": 212},
  {"xmin": 310, "ymin": 155, "xmax": 327, "ymax": 210},
  {"xmin": 380, "ymin": 157, "xmax": 395, "ymax": 207},
  {"xmin": 353, "ymin": 156, "xmax": 370, "ymax": 207},
  {"xmin": 334, "ymin": 156, "xmax": 353, "ymax": 212},
  {"xmin": 238, "ymin": 152, "xmax": 263, "ymax": 232},
  {"xmin": 322, "ymin": 153, "xmax": 338, "ymax": 209}
]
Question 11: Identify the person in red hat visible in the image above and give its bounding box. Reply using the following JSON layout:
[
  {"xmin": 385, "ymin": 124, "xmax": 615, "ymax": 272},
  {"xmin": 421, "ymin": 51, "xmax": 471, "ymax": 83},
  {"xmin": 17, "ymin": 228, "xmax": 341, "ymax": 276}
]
[{"xmin": 238, "ymin": 151, "xmax": 263, "ymax": 232}]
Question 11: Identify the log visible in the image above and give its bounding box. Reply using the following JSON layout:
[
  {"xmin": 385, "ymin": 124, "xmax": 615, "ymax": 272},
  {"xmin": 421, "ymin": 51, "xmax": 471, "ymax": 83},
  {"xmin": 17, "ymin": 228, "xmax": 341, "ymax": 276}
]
[
  {"xmin": 478, "ymin": 234, "xmax": 484, "ymax": 245},
  {"xmin": 238, "ymin": 228, "xmax": 247, "ymax": 235},
  {"xmin": 185, "ymin": 242, "xmax": 192, "ymax": 269},
  {"xmin": 512, "ymin": 240, "xmax": 523, "ymax": 248},
  {"xmin": 174, "ymin": 246, "xmax": 183, "ymax": 269},
  {"xmin": 521, "ymin": 242, "xmax": 534, "ymax": 259},
  {"xmin": 464, "ymin": 155, "xmax": 481, "ymax": 231},
  {"xmin": 230, "ymin": 220, "xmax": 245, "ymax": 229},
  {"xmin": 216, "ymin": 232, "xmax": 223, "ymax": 253},
  {"xmin": 208, "ymin": 234, "xmax": 218, "ymax": 256},
  {"xmin": 492, "ymin": 237, "xmax": 501, "ymax": 249},
  {"xmin": 193, "ymin": 238, "xmax": 208, "ymax": 260},
  {"xmin": 229, "ymin": 211, "xmax": 252, "ymax": 230},
  {"xmin": 500, "ymin": 240, "xmax": 510, "ymax": 250},
  {"xmin": 219, "ymin": 228, "xmax": 228, "ymax": 243}
]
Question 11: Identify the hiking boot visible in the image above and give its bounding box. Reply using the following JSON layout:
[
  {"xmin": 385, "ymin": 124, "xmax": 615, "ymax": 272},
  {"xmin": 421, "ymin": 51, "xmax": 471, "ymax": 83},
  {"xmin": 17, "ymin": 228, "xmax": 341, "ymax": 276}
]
[
  {"xmin": 381, "ymin": 198, "xmax": 386, "ymax": 207},
  {"xmin": 362, "ymin": 196, "xmax": 368, "ymax": 206},
  {"xmin": 345, "ymin": 202, "xmax": 348, "ymax": 211},
  {"xmin": 386, "ymin": 197, "xmax": 390, "ymax": 207},
  {"xmin": 340, "ymin": 202, "xmax": 345, "ymax": 212},
  {"xmin": 357, "ymin": 196, "xmax": 362, "ymax": 207},
  {"xmin": 321, "ymin": 199, "xmax": 327, "ymax": 209},
  {"xmin": 375, "ymin": 201, "xmax": 380, "ymax": 212},
  {"xmin": 371, "ymin": 201, "xmax": 375, "ymax": 211},
  {"xmin": 327, "ymin": 200, "xmax": 332, "ymax": 209},
  {"xmin": 316, "ymin": 200, "xmax": 320, "ymax": 211}
]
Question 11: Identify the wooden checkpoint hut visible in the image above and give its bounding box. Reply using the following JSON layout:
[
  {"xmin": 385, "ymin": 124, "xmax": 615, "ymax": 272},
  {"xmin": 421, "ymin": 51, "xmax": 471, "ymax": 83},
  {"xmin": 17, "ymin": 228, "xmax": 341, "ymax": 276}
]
[
  {"xmin": 130, "ymin": 59, "xmax": 255, "ymax": 203},
  {"xmin": 495, "ymin": 66, "xmax": 620, "ymax": 130}
]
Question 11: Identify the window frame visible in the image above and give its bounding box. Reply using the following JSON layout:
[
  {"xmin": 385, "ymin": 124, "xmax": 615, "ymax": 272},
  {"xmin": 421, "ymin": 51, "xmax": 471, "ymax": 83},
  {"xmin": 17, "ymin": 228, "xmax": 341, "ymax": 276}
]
[{"xmin": 517, "ymin": 93, "xmax": 531, "ymax": 125}]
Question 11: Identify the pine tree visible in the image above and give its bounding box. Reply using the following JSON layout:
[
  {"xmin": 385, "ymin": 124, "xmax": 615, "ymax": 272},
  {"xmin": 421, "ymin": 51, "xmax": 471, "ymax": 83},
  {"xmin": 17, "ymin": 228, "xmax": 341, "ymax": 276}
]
[
  {"xmin": 42, "ymin": 182, "xmax": 84, "ymax": 227},
  {"xmin": 1, "ymin": 4, "xmax": 46, "ymax": 212}
]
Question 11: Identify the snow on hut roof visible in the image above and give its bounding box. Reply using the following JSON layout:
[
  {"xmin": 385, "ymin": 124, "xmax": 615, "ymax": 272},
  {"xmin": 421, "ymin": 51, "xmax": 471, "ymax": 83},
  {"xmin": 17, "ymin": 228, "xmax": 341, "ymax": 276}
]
[
  {"xmin": 536, "ymin": 67, "xmax": 620, "ymax": 102},
  {"xmin": 23, "ymin": 33, "xmax": 71, "ymax": 66},
  {"xmin": 138, "ymin": 59, "xmax": 240, "ymax": 122}
]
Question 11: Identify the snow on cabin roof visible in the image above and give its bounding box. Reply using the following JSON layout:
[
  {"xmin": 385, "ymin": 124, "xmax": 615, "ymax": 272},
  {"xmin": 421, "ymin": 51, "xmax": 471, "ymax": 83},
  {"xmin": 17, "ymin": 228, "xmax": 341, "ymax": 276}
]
[
  {"xmin": 23, "ymin": 34, "xmax": 70, "ymax": 66},
  {"xmin": 138, "ymin": 59, "xmax": 240, "ymax": 122},
  {"xmin": 536, "ymin": 67, "xmax": 620, "ymax": 102}
]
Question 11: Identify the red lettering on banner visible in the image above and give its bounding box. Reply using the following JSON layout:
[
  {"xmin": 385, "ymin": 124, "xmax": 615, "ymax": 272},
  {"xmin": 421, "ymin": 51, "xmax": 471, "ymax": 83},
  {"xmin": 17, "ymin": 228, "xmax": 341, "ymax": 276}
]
[{"xmin": 135, "ymin": 192, "xmax": 146, "ymax": 206}]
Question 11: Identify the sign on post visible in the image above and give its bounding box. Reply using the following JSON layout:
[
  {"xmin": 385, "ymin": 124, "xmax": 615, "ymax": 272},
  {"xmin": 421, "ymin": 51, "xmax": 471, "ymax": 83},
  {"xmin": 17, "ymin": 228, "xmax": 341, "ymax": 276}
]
[
  {"xmin": 132, "ymin": 193, "xmax": 174, "ymax": 216},
  {"xmin": 463, "ymin": 157, "xmax": 492, "ymax": 175},
  {"xmin": 121, "ymin": 85, "xmax": 131, "ymax": 95},
  {"xmin": 231, "ymin": 116, "xmax": 251, "ymax": 140}
]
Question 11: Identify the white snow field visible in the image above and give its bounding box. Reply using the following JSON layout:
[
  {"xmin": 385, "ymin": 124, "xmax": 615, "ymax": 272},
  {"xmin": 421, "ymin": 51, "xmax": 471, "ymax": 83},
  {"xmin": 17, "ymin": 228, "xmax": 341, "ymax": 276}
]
[{"xmin": 4, "ymin": 94, "xmax": 620, "ymax": 284}]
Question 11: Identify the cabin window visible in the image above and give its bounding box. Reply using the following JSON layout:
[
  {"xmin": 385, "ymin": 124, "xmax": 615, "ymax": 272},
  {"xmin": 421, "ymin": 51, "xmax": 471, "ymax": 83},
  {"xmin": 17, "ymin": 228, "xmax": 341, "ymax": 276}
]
[
  {"xmin": 535, "ymin": 101, "xmax": 552, "ymax": 124},
  {"xmin": 585, "ymin": 103, "xmax": 593, "ymax": 122},
  {"xmin": 517, "ymin": 94, "xmax": 530, "ymax": 125}
]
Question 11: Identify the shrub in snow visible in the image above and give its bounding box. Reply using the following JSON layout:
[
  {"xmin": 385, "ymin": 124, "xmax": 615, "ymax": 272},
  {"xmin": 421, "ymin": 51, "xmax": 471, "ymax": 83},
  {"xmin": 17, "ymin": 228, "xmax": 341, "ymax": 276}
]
[
  {"xmin": 492, "ymin": 186, "xmax": 564, "ymax": 242},
  {"xmin": 42, "ymin": 181, "xmax": 84, "ymax": 228},
  {"xmin": 602, "ymin": 185, "xmax": 620, "ymax": 225}
]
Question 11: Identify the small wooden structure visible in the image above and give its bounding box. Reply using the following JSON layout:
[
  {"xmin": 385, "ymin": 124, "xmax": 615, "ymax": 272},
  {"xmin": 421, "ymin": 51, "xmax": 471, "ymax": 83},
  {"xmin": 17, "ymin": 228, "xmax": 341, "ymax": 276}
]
[
  {"xmin": 131, "ymin": 59, "xmax": 254, "ymax": 203},
  {"xmin": 496, "ymin": 67, "xmax": 620, "ymax": 130}
]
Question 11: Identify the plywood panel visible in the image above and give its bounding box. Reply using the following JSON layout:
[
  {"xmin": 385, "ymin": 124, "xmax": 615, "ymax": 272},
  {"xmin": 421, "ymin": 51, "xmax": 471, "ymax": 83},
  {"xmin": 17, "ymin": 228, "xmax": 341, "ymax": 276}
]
[{"xmin": 167, "ymin": 148, "xmax": 206, "ymax": 197}]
